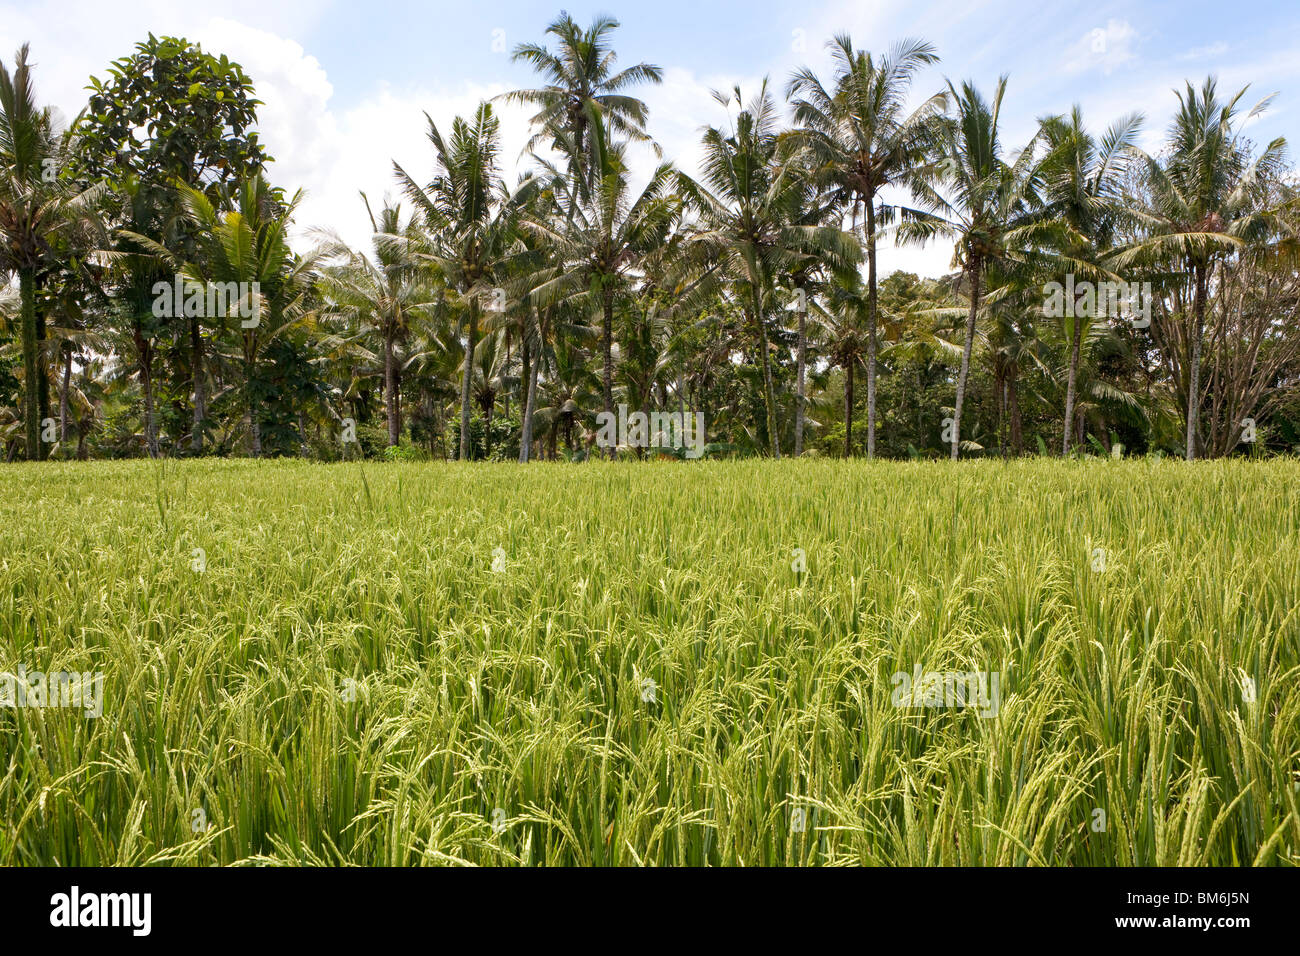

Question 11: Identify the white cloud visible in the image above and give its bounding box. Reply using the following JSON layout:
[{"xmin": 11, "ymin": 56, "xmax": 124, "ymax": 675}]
[
  {"xmin": 0, "ymin": 0, "xmax": 328, "ymax": 117},
  {"xmin": 633, "ymin": 65, "xmax": 763, "ymax": 185},
  {"xmin": 1063, "ymin": 19, "xmax": 1138, "ymax": 76},
  {"xmin": 877, "ymin": 238, "xmax": 957, "ymax": 280},
  {"xmin": 0, "ymin": 6, "xmax": 535, "ymax": 257},
  {"xmin": 189, "ymin": 20, "xmax": 340, "ymax": 234}
]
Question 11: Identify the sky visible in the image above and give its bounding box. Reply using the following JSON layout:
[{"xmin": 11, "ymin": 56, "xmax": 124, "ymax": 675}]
[{"xmin": 3, "ymin": 0, "xmax": 1299, "ymax": 277}]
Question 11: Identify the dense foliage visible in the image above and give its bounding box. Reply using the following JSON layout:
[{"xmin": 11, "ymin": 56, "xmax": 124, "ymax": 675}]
[{"xmin": 2, "ymin": 16, "xmax": 1299, "ymax": 463}]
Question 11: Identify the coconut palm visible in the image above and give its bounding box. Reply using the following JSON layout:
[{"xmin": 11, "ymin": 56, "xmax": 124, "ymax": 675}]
[
  {"xmin": 396, "ymin": 296, "xmax": 461, "ymax": 458},
  {"xmin": 904, "ymin": 77, "xmax": 1051, "ymax": 458},
  {"xmin": 678, "ymin": 82, "xmax": 860, "ymax": 456},
  {"xmin": 0, "ymin": 44, "xmax": 102, "ymax": 460},
  {"xmin": 1038, "ymin": 107, "xmax": 1143, "ymax": 454},
  {"xmin": 470, "ymin": 326, "xmax": 514, "ymax": 457},
  {"xmin": 1112, "ymin": 78, "xmax": 1287, "ymax": 459},
  {"xmin": 502, "ymin": 12, "xmax": 662, "ymax": 195},
  {"xmin": 787, "ymin": 35, "xmax": 946, "ymax": 458},
  {"xmin": 317, "ymin": 195, "xmax": 436, "ymax": 447},
  {"xmin": 534, "ymin": 328, "xmax": 600, "ymax": 459},
  {"xmin": 41, "ymin": 321, "xmax": 102, "ymax": 448},
  {"xmin": 501, "ymin": 182, "xmax": 566, "ymax": 463},
  {"xmin": 979, "ymin": 286, "xmax": 1047, "ymax": 457},
  {"xmin": 813, "ymin": 276, "xmax": 870, "ymax": 456},
  {"xmin": 771, "ymin": 152, "xmax": 846, "ymax": 457},
  {"xmin": 394, "ymin": 103, "xmax": 535, "ymax": 460},
  {"xmin": 523, "ymin": 136, "xmax": 678, "ymax": 457}
]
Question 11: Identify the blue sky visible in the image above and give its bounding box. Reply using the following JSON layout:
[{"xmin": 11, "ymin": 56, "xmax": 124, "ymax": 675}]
[{"xmin": 3, "ymin": 0, "xmax": 1298, "ymax": 274}]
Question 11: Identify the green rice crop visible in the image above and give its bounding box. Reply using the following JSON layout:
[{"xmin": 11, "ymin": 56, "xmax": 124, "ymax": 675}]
[{"xmin": 1, "ymin": 458, "xmax": 1298, "ymax": 866}]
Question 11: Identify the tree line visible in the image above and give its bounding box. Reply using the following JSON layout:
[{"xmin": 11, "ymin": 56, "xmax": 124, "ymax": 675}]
[{"xmin": 2, "ymin": 14, "xmax": 1298, "ymax": 463}]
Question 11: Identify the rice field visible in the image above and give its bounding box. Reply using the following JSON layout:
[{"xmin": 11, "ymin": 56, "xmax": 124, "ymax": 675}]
[{"xmin": 1, "ymin": 458, "xmax": 1298, "ymax": 866}]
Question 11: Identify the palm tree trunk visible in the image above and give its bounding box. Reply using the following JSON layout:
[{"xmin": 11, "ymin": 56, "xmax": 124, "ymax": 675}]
[
  {"xmin": 865, "ymin": 200, "xmax": 878, "ymax": 459},
  {"xmin": 1186, "ymin": 263, "xmax": 1206, "ymax": 461},
  {"xmin": 385, "ymin": 326, "xmax": 399, "ymax": 446},
  {"xmin": 1010, "ymin": 369, "xmax": 1023, "ymax": 456},
  {"xmin": 1063, "ymin": 318, "xmax": 1081, "ymax": 456},
  {"xmin": 997, "ymin": 374, "xmax": 1006, "ymax": 459},
  {"xmin": 460, "ymin": 301, "xmax": 477, "ymax": 460},
  {"xmin": 19, "ymin": 268, "xmax": 39, "ymax": 461},
  {"xmin": 135, "ymin": 327, "xmax": 159, "ymax": 459},
  {"xmin": 244, "ymin": 343, "xmax": 260, "ymax": 458},
  {"xmin": 754, "ymin": 314, "xmax": 781, "ymax": 459},
  {"xmin": 844, "ymin": 360, "xmax": 854, "ymax": 458},
  {"xmin": 677, "ymin": 358, "xmax": 686, "ymax": 421},
  {"xmin": 952, "ymin": 262, "xmax": 981, "ymax": 460},
  {"xmin": 602, "ymin": 285, "xmax": 615, "ymax": 460},
  {"xmin": 638, "ymin": 390, "xmax": 649, "ymax": 460},
  {"xmin": 142, "ymin": 367, "xmax": 158, "ymax": 457},
  {"xmin": 191, "ymin": 316, "xmax": 205, "ymax": 454},
  {"xmin": 502, "ymin": 339, "xmax": 511, "ymax": 420},
  {"xmin": 36, "ymin": 301, "xmax": 49, "ymax": 460},
  {"xmin": 247, "ymin": 404, "xmax": 260, "ymax": 457},
  {"xmin": 794, "ymin": 299, "xmax": 807, "ymax": 456},
  {"xmin": 59, "ymin": 346, "xmax": 71, "ymax": 443},
  {"xmin": 522, "ymin": 338, "xmax": 539, "ymax": 463},
  {"xmin": 519, "ymin": 333, "xmax": 532, "ymax": 463}
]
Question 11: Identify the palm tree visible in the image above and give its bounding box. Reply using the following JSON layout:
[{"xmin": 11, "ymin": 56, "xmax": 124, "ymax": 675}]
[
  {"xmin": 905, "ymin": 77, "xmax": 1049, "ymax": 458},
  {"xmin": 0, "ymin": 44, "xmax": 100, "ymax": 460},
  {"xmin": 523, "ymin": 137, "xmax": 678, "ymax": 457},
  {"xmin": 815, "ymin": 276, "xmax": 869, "ymax": 456},
  {"xmin": 1034, "ymin": 319, "xmax": 1150, "ymax": 453},
  {"xmin": 773, "ymin": 154, "xmax": 844, "ymax": 457},
  {"xmin": 317, "ymin": 195, "xmax": 436, "ymax": 447},
  {"xmin": 534, "ymin": 328, "xmax": 600, "ymax": 459},
  {"xmin": 1113, "ymin": 78, "xmax": 1287, "ymax": 460},
  {"xmin": 395, "ymin": 296, "xmax": 461, "ymax": 458},
  {"xmin": 787, "ymin": 35, "xmax": 946, "ymax": 458},
  {"xmin": 470, "ymin": 326, "xmax": 514, "ymax": 457},
  {"xmin": 678, "ymin": 82, "xmax": 860, "ymax": 457},
  {"xmin": 43, "ymin": 321, "xmax": 102, "ymax": 449},
  {"xmin": 1038, "ymin": 107, "xmax": 1143, "ymax": 454},
  {"xmin": 67, "ymin": 355, "xmax": 107, "ymax": 460},
  {"xmin": 394, "ymin": 103, "xmax": 535, "ymax": 460},
  {"xmin": 502, "ymin": 12, "xmax": 662, "ymax": 194},
  {"xmin": 499, "ymin": 181, "xmax": 568, "ymax": 463},
  {"xmin": 981, "ymin": 289, "xmax": 1045, "ymax": 457}
]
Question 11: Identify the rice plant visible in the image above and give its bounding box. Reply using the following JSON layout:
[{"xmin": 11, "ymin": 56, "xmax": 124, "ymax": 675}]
[{"xmin": 1, "ymin": 458, "xmax": 1297, "ymax": 866}]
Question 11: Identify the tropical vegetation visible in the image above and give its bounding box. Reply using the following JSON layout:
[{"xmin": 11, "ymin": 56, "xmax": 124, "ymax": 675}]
[{"xmin": 2, "ymin": 15, "xmax": 1297, "ymax": 462}]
